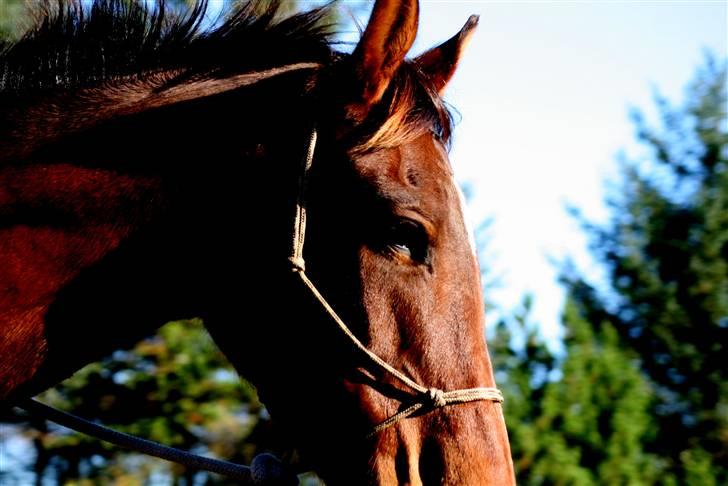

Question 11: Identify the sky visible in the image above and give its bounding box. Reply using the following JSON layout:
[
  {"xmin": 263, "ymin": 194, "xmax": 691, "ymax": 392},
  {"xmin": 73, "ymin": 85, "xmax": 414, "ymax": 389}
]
[{"xmin": 399, "ymin": 0, "xmax": 727, "ymax": 347}]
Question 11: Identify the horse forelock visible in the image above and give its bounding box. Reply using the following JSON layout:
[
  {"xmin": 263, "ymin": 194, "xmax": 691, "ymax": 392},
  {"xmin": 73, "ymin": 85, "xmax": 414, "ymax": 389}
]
[{"xmin": 348, "ymin": 63, "xmax": 454, "ymax": 156}]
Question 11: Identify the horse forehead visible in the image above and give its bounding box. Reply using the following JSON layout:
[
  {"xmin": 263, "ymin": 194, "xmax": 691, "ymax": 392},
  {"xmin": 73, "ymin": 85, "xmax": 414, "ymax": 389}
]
[
  {"xmin": 400, "ymin": 134, "xmax": 454, "ymax": 187},
  {"xmin": 357, "ymin": 134, "xmax": 456, "ymax": 210},
  {"xmin": 397, "ymin": 137, "xmax": 478, "ymax": 258}
]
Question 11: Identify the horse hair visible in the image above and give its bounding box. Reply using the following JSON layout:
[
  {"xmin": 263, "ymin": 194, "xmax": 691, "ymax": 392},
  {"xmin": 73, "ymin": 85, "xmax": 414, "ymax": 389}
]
[
  {"xmin": 0, "ymin": 0, "xmax": 452, "ymax": 153},
  {"xmin": 0, "ymin": 0, "xmax": 333, "ymax": 94}
]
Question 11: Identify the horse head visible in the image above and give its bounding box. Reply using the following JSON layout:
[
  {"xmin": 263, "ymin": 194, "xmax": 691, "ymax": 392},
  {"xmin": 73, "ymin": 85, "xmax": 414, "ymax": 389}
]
[
  {"xmin": 209, "ymin": 2, "xmax": 515, "ymax": 483},
  {"xmin": 0, "ymin": 1, "xmax": 514, "ymax": 483}
]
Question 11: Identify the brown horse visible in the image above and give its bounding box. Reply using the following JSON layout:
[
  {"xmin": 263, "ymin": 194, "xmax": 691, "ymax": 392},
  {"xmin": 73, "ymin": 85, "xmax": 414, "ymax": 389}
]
[{"xmin": 0, "ymin": 0, "xmax": 515, "ymax": 483}]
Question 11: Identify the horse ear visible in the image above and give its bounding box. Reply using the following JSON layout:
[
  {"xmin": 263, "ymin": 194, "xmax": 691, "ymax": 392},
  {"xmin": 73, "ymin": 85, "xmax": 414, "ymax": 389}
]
[
  {"xmin": 415, "ymin": 15, "xmax": 479, "ymax": 94},
  {"xmin": 350, "ymin": 0, "xmax": 419, "ymax": 114}
]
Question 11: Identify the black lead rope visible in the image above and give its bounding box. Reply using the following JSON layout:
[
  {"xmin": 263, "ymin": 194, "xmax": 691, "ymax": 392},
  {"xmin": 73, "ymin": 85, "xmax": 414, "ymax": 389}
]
[{"xmin": 17, "ymin": 399, "xmax": 298, "ymax": 485}]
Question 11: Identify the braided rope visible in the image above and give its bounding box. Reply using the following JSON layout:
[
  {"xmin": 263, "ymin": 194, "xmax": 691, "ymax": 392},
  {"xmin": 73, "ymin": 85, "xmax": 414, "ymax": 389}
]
[{"xmin": 289, "ymin": 128, "xmax": 503, "ymax": 436}]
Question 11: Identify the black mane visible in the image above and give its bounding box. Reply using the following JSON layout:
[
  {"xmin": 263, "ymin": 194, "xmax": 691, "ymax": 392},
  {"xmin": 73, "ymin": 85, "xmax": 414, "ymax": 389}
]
[
  {"xmin": 0, "ymin": 0, "xmax": 453, "ymax": 155},
  {"xmin": 0, "ymin": 0, "xmax": 334, "ymax": 95}
]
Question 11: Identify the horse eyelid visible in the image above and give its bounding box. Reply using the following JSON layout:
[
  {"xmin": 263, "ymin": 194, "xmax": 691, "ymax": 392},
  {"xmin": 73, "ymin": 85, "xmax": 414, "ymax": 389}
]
[{"xmin": 385, "ymin": 218, "xmax": 431, "ymax": 265}]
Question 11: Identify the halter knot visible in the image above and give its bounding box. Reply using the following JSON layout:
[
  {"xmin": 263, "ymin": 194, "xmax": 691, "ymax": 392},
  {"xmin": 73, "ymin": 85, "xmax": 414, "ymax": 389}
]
[
  {"xmin": 426, "ymin": 388, "xmax": 447, "ymax": 408},
  {"xmin": 288, "ymin": 256, "xmax": 306, "ymax": 273}
]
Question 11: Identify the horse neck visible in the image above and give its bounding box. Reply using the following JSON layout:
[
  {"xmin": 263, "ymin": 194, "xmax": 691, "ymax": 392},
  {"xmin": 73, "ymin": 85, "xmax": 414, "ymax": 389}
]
[
  {"xmin": 1, "ymin": 83, "xmax": 310, "ymax": 401},
  {"xmin": 76, "ymin": 82, "xmax": 314, "ymax": 317}
]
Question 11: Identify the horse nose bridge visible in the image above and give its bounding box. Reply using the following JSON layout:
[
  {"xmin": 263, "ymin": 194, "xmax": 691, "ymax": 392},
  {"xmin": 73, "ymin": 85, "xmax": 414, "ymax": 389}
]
[
  {"xmin": 378, "ymin": 408, "xmax": 494, "ymax": 486},
  {"xmin": 371, "ymin": 420, "xmax": 426, "ymax": 486},
  {"xmin": 416, "ymin": 400, "xmax": 514, "ymax": 485},
  {"xmin": 342, "ymin": 361, "xmax": 511, "ymax": 484}
]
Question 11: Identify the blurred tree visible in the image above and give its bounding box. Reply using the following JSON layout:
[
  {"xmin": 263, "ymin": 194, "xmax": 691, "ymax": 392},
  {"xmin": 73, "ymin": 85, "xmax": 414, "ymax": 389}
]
[
  {"xmin": 491, "ymin": 297, "xmax": 661, "ymax": 485},
  {"xmin": 14, "ymin": 320, "xmax": 273, "ymax": 485},
  {"xmin": 561, "ymin": 53, "xmax": 727, "ymax": 484},
  {"xmin": 489, "ymin": 54, "xmax": 726, "ymax": 485},
  {"xmin": 489, "ymin": 296, "xmax": 557, "ymax": 481},
  {"xmin": 0, "ymin": 0, "xmax": 31, "ymax": 39}
]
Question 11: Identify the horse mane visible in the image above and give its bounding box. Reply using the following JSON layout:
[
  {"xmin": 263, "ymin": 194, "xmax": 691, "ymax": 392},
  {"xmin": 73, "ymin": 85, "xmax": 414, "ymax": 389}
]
[
  {"xmin": 0, "ymin": 0, "xmax": 333, "ymax": 94},
  {"xmin": 0, "ymin": 0, "xmax": 452, "ymax": 154}
]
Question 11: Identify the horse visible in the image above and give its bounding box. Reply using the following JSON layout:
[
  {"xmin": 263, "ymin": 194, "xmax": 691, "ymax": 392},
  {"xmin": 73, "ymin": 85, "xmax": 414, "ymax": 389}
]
[{"xmin": 0, "ymin": 1, "xmax": 515, "ymax": 483}]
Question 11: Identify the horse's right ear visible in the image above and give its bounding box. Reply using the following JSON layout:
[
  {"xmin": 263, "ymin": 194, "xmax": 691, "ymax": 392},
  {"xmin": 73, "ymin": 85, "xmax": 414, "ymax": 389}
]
[
  {"xmin": 414, "ymin": 15, "xmax": 479, "ymax": 94},
  {"xmin": 349, "ymin": 0, "xmax": 419, "ymax": 118}
]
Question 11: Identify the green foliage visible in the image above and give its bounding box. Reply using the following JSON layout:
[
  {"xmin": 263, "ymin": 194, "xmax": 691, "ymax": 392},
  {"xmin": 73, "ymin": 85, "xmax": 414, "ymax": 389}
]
[
  {"xmin": 27, "ymin": 320, "xmax": 269, "ymax": 484},
  {"xmin": 0, "ymin": 0, "xmax": 31, "ymax": 40},
  {"xmin": 492, "ymin": 297, "xmax": 660, "ymax": 485},
  {"xmin": 562, "ymin": 53, "xmax": 727, "ymax": 484}
]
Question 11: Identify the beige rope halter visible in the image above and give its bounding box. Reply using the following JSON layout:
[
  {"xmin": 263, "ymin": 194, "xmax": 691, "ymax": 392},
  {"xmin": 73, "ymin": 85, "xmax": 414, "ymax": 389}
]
[{"xmin": 289, "ymin": 128, "xmax": 504, "ymax": 437}]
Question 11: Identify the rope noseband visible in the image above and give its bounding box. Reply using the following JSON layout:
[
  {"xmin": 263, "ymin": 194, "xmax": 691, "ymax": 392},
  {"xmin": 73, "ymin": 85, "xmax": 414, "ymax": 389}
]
[{"xmin": 289, "ymin": 128, "xmax": 504, "ymax": 436}]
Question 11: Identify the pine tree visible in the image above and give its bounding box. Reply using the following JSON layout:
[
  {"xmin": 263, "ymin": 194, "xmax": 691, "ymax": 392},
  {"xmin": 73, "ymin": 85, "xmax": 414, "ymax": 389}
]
[
  {"xmin": 491, "ymin": 55, "xmax": 726, "ymax": 484},
  {"xmin": 492, "ymin": 297, "xmax": 660, "ymax": 485},
  {"xmin": 563, "ymin": 54, "xmax": 727, "ymax": 483},
  {"xmin": 11, "ymin": 320, "xmax": 268, "ymax": 484}
]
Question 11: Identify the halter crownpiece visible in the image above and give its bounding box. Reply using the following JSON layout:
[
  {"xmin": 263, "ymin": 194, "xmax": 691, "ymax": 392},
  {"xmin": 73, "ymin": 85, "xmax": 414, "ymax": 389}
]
[{"xmin": 288, "ymin": 127, "xmax": 504, "ymax": 437}]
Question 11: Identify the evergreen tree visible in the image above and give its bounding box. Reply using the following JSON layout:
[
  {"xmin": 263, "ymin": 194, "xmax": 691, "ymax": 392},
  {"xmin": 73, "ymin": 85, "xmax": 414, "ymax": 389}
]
[
  {"xmin": 563, "ymin": 54, "xmax": 727, "ymax": 483},
  {"xmin": 490, "ymin": 296, "xmax": 556, "ymax": 481},
  {"xmin": 492, "ymin": 297, "xmax": 660, "ymax": 485},
  {"xmin": 0, "ymin": 0, "xmax": 29, "ymax": 39},
  {"xmin": 490, "ymin": 54, "xmax": 726, "ymax": 484},
  {"xmin": 13, "ymin": 320, "xmax": 270, "ymax": 485}
]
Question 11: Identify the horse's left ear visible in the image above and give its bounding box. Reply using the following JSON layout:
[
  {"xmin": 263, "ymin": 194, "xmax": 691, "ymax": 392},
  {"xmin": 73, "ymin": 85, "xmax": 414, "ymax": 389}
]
[
  {"xmin": 350, "ymin": 0, "xmax": 419, "ymax": 116},
  {"xmin": 415, "ymin": 15, "xmax": 479, "ymax": 94}
]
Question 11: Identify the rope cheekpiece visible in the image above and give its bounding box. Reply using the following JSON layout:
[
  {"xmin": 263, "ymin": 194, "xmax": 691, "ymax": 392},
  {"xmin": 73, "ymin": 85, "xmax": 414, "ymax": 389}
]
[{"xmin": 289, "ymin": 127, "xmax": 504, "ymax": 437}]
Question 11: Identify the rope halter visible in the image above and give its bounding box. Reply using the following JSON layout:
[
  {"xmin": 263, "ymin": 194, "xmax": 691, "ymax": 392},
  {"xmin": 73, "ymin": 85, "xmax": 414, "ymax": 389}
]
[
  {"xmin": 14, "ymin": 123, "xmax": 504, "ymax": 485},
  {"xmin": 289, "ymin": 127, "xmax": 504, "ymax": 437}
]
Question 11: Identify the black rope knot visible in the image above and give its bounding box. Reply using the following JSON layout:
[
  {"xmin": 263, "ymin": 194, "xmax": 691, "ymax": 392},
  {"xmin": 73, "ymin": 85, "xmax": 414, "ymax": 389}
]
[
  {"xmin": 251, "ymin": 453, "xmax": 298, "ymax": 485},
  {"xmin": 426, "ymin": 388, "xmax": 447, "ymax": 408}
]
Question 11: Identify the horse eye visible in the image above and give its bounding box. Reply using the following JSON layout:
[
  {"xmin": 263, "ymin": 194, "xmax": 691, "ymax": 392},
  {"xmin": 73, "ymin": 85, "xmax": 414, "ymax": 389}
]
[
  {"xmin": 386, "ymin": 220, "xmax": 430, "ymax": 264},
  {"xmin": 430, "ymin": 128, "xmax": 443, "ymax": 143}
]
